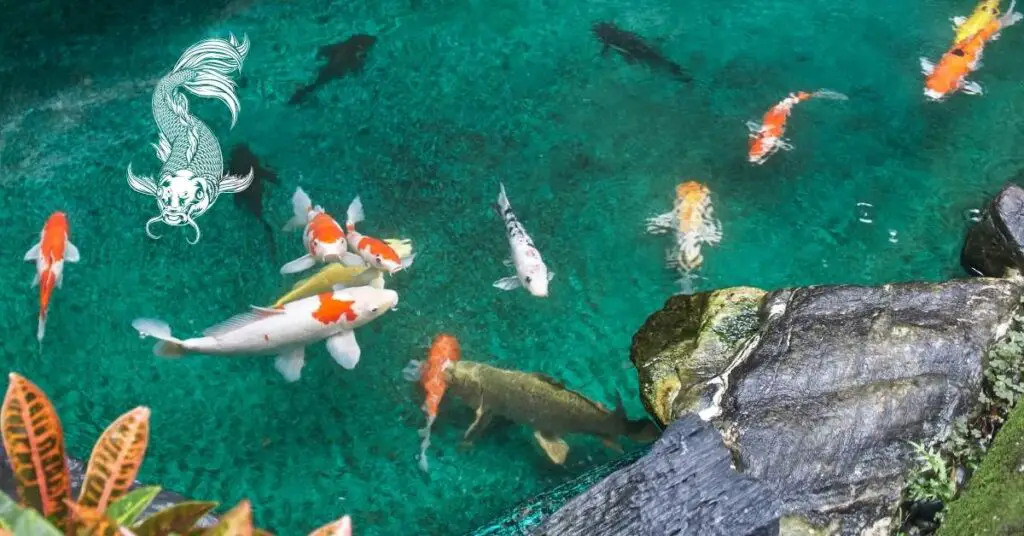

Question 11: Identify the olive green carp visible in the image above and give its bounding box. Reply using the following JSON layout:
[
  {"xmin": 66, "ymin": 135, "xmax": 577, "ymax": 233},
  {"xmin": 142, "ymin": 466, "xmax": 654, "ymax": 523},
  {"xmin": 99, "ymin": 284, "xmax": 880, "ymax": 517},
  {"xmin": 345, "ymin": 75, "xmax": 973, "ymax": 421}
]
[{"xmin": 414, "ymin": 359, "xmax": 661, "ymax": 464}]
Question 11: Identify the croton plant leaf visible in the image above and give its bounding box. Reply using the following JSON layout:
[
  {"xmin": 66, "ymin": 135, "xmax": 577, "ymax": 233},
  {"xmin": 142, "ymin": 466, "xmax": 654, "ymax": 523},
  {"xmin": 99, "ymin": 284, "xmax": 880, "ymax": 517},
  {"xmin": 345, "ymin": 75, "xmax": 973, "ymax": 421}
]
[
  {"xmin": 78, "ymin": 407, "xmax": 151, "ymax": 512},
  {"xmin": 201, "ymin": 500, "xmax": 253, "ymax": 536},
  {"xmin": 0, "ymin": 373, "xmax": 72, "ymax": 527},
  {"xmin": 105, "ymin": 486, "xmax": 161, "ymax": 527},
  {"xmin": 131, "ymin": 501, "xmax": 218, "ymax": 536},
  {"xmin": 0, "ymin": 491, "xmax": 62, "ymax": 536}
]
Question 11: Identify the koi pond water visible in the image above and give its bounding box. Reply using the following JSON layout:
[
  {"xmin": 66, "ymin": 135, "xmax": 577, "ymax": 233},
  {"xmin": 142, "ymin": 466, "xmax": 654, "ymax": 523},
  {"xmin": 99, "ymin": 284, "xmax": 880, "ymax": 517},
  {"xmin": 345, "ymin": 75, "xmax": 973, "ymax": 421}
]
[{"xmin": 2, "ymin": 0, "xmax": 1023, "ymax": 534}]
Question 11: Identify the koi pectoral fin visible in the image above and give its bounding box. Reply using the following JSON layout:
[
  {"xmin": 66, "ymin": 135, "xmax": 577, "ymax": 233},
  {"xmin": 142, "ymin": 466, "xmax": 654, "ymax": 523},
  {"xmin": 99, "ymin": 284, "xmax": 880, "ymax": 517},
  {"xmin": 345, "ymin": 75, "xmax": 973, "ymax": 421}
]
[
  {"xmin": 601, "ymin": 437, "xmax": 624, "ymax": 454},
  {"xmin": 778, "ymin": 139, "xmax": 795, "ymax": 151},
  {"xmin": 326, "ymin": 330, "xmax": 361, "ymax": 369},
  {"xmin": 274, "ymin": 346, "xmax": 306, "ymax": 383},
  {"xmin": 65, "ymin": 241, "xmax": 80, "ymax": 263},
  {"xmin": 534, "ymin": 431, "xmax": 570, "ymax": 464},
  {"xmin": 463, "ymin": 404, "xmax": 493, "ymax": 442},
  {"xmin": 281, "ymin": 254, "xmax": 316, "ymax": 274},
  {"xmin": 962, "ymin": 80, "xmax": 984, "ymax": 95},
  {"xmin": 23, "ymin": 243, "xmax": 40, "ymax": 261},
  {"xmin": 919, "ymin": 57, "xmax": 936, "ymax": 76},
  {"xmin": 951, "ymin": 16, "xmax": 966, "ymax": 28},
  {"xmin": 493, "ymin": 275, "xmax": 521, "ymax": 291},
  {"xmin": 645, "ymin": 212, "xmax": 674, "ymax": 234},
  {"xmin": 745, "ymin": 120, "xmax": 762, "ymax": 133}
]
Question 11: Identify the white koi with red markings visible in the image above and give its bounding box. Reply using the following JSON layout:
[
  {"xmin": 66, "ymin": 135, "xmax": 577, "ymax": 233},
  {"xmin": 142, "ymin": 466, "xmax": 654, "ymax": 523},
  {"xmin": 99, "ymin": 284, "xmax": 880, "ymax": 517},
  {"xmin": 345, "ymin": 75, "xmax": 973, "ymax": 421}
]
[{"xmin": 131, "ymin": 285, "xmax": 398, "ymax": 382}]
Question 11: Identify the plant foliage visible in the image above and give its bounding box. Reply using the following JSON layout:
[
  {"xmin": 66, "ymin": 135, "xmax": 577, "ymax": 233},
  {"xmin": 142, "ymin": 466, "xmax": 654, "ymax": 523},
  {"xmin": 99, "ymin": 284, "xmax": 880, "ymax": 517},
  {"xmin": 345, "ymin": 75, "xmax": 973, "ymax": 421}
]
[{"xmin": 1, "ymin": 372, "xmax": 354, "ymax": 536}]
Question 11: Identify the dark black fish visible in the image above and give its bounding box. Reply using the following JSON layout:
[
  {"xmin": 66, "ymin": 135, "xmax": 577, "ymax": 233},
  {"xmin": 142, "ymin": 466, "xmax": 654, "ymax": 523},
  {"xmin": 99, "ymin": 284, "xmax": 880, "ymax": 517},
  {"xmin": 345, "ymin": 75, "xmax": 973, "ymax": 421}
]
[
  {"xmin": 591, "ymin": 22, "xmax": 692, "ymax": 83},
  {"xmin": 288, "ymin": 34, "xmax": 378, "ymax": 105},
  {"xmin": 228, "ymin": 144, "xmax": 280, "ymax": 260}
]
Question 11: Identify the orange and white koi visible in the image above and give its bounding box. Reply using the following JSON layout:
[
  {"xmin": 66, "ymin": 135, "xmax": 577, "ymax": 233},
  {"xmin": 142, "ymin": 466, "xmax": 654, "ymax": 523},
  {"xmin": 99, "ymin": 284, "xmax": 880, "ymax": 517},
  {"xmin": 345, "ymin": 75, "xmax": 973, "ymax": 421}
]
[
  {"xmin": 746, "ymin": 89, "xmax": 848, "ymax": 165},
  {"xmin": 281, "ymin": 187, "xmax": 364, "ymax": 275},
  {"xmin": 921, "ymin": 3, "xmax": 1021, "ymax": 101},
  {"xmin": 645, "ymin": 181, "xmax": 721, "ymax": 278},
  {"xmin": 344, "ymin": 196, "xmax": 416, "ymax": 281},
  {"xmin": 23, "ymin": 211, "xmax": 80, "ymax": 342},
  {"xmin": 402, "ymin": 333, "xmax": 462, "ymax": 472},
  {"xmin": 132, "ymin": 285, "xmax": 398, "ymax": 382}
]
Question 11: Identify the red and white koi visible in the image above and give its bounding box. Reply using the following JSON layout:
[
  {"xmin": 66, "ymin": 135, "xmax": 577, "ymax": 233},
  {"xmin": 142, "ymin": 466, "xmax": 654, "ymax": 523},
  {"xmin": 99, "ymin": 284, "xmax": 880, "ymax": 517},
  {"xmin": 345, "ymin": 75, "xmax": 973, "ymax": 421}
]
[
  {"xmin": 344, "ymin": 196, "xmax": 416, "ymax": 281},
  {"xmin": 746, "ymin": 89, "xmax": 848, "ymax": 165},
  {"xmin": 401, "ymin": 333, "xmax": 461, "ymax": 472},
  {"xmin": 131, "ymin": 285, "xmax": 398, "ymax": 382},
  {"xmin": 281, "ymin": 187, "xmax": 363, "ymax": 275},
  {"xmin": 493, "ymin": 183, "xmax": 553, "ymax": 297},
  {"xmin": 645, "ymin": 182, "xmax": 721, "ymax": 283},
  {"xmin": 24, "ymin": 211, "xmax": 80, "ymax": 342}
]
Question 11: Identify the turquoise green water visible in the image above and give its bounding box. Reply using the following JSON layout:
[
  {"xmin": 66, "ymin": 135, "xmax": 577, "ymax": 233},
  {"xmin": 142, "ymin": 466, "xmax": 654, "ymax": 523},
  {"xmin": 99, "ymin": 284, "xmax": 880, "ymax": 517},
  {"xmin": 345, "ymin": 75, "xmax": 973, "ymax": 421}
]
[{"xmin": 2, "ymin": 0, "xmax": 1023, "ymax": 533}]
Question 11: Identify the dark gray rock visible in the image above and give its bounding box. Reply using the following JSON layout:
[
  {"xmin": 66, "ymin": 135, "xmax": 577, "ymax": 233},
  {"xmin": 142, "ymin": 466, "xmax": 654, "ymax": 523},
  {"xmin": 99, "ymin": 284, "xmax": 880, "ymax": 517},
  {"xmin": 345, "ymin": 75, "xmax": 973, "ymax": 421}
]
[
  {"xmin": 531, "ymin": 414, "xmax": 781, "ymax": 536},
  {"xmin": 962, "ymin": 182, "xmax": 1024, "ymax": 277},
  {"xmin": 2, "ymin": 447, "xmax": 217, "ymax": 527},
  {"xmin": 630, "ymin": 277, "xmax": 1023, "ymax": 534}
]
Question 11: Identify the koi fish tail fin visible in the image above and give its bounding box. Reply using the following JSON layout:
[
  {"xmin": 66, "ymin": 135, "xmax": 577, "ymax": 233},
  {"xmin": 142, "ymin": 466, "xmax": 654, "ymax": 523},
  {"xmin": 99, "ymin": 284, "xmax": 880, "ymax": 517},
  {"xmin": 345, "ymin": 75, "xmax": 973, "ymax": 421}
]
[
  {"xmin": 346, "ymin": 196, "xmax": 365, "ymax": 228},
  {"xmin": 1000, "ymin": 2, "xmax": 1023, "ymax": 28},
  {"xmin": 417, "ymin": 414, "xmax": 436, "ymax": 473},
  {"xmin": 131, "ymin": 318, "xmax": 186, "ymax": 358},
  {"xmin": 811, "ymin": 89, "xmax": 849, "ymax": 101},
  {"xmin": 627, "ymin": 418, "xmax": 662, "ymax": 443},
  {"xmin": 37, "ymin": 313, "xmax": 46, "ymax": 342},
  {"xmin": 402, "ymin": 360, "xmax": 424, "ymax": 382},
  {"xmin": 284, "ymin": 187, "xmax": 313, "ymax": 231},
  {"xmin": 497, "ymin": 182, "xmax": 511, "ymax": 212},
  {"xmin": 167, "ymin": 33, "xmax": 251, "ymax": 128}
]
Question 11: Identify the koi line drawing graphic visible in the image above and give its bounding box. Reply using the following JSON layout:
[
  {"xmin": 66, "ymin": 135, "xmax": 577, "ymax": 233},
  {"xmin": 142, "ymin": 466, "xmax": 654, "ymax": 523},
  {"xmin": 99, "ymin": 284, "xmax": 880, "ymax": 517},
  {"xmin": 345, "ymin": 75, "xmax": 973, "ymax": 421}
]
[{"xmin": 126, "ymin": 33, "xmax": 254, "ymax": 244}]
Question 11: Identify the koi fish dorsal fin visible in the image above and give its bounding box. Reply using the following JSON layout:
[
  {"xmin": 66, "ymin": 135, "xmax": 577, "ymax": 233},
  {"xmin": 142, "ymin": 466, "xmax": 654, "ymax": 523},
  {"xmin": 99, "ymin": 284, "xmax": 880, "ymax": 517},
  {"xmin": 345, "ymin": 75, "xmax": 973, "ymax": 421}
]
[
  {"xmin": 202, "ymin": 309, "xmax": 276, "ymax": 337},
  {"xmin": 530, "ymin": 372, "xmax": 567, "ymax": 389}
]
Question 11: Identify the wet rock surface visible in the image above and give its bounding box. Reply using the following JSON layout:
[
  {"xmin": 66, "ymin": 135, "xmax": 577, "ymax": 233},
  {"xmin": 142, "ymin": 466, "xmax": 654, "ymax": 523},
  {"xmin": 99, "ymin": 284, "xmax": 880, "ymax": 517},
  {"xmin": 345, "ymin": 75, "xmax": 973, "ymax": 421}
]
[
  {"xmin": 962, "ymin": 182, "xmax": 1024, "ymax": 278},
  {"xmin": 533, "ymin": 414, "xmax": 782, "ymax": 536},
  {"xmin": 630, "ymin": 278, "xmax": 1023, "ymax": 534},
  {"xmin": 1, "ymin": 447, "xmax": 218, "ymax": 527}
]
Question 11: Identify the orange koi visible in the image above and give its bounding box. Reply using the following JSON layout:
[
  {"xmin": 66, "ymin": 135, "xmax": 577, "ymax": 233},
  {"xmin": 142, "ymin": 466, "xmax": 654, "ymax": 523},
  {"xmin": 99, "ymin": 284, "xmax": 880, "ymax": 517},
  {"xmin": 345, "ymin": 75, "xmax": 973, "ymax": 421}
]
[
  {"xmin": 921, "ymin": 6, "xmax": 1021, "ymax": 101},
  {"xmin": 402, "ymin": 333, "xmax": 461, "ymax": 472},
  {"xmin": 645, "ymin": 182, "xmax": 721, "ymax": 284},
  {"xmin": 281, "ymin": 187, "xmax": 363, "ymax": 275},
  {"xmin": 345, "ymin": 196, "xmax": 416, "ymax": 277},
  {"xmin": 24, "ymin": 212, "xmax": 80, "ymax": 342},
  {"xmin": 746, "ymin": 89, "xmax": 848, "ymax": 165}
]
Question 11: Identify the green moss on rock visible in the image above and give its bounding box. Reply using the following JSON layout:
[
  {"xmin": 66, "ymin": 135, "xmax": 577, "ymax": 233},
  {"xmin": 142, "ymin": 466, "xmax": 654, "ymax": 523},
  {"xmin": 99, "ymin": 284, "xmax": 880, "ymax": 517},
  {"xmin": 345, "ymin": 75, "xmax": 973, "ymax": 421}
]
[
  {"xmin": 629, "ymin": 287, "xmax": 766, "ymax": 426},
  {"xmin": 938, "ymin": 400, "xmax": 1024, "ymax": 536}
]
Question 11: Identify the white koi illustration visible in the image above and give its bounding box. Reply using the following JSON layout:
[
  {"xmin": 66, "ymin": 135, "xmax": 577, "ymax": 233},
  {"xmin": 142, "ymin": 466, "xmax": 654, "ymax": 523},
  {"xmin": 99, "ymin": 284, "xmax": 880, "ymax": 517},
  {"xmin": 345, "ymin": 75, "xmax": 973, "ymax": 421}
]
[{"xmin": 126, "ymin": 34, "xmax": 254, "ymax": 244}]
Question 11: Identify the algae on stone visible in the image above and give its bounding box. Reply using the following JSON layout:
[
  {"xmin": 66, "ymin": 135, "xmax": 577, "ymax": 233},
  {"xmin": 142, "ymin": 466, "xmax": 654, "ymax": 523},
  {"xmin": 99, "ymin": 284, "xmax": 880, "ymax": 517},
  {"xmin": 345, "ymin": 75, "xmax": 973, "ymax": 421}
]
[
  {"xmin": 629, "ymin": 287, "xmax": 766, "ymax": 426},
  {"xmin": 937, "ymin": 398, "xmax": 1024, "ymax": 536}
]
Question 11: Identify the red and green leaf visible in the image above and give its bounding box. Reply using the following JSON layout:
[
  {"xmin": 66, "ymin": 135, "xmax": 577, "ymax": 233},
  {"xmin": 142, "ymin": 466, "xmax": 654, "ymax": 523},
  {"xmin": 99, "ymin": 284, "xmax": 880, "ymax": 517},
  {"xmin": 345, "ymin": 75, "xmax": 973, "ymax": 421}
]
[
  {"xmin": 307, "ymin": 515, "xmax": 351, "ymax": 536},
  {"xmin": 65, "ymin": 499, "xmax": 121, "ymax": 536},
  {"xmin": 201, "ymin": 500, "xmax": 253, "ymax": 536},
  {"xmin": 0, "ymin": 373, "xmax": 71, "ymax": 526},
  {"xmin": 131, "ymin": 501, "xmax": 217, "ymax": 536},
  {"xmin": 77, "ymin": 407, "xmax": 150, "ymax": 512}
]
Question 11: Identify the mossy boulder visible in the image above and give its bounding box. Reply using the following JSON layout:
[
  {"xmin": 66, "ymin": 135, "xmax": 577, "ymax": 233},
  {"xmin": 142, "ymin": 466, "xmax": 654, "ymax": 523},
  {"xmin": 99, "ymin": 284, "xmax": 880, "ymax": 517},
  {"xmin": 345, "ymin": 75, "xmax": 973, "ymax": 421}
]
[
  {"xmin": 938, "ymin": 400, "xmax": 1024, "ymax": 536},
  {"xmin": 630, "ymin": 286, "xmax": 766, "ymax": 426},
  {"xmin": 630, "ymin": 278, "xmax": 1024, "ymax": 534}
]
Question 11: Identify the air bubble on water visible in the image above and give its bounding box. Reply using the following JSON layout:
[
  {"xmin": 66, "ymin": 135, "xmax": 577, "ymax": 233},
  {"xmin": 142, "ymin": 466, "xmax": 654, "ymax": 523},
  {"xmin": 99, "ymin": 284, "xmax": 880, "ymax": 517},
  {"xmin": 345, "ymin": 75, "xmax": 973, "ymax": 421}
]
[
  {"xmin": 856, "ymin": 202, "xmax": 874, "ymax": 224},
  {"xmin": 963, "ymin": 208, "xmax": 982, "ymax": 223},
  {"xmin": 888, "ymin": 230, "xmax": 898, "ymax": 244}
]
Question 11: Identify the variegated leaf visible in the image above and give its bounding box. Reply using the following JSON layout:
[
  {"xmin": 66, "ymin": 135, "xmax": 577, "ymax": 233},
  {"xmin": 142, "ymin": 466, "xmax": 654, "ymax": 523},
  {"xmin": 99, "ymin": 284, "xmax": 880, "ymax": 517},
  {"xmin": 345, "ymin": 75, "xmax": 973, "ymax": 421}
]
[
  {"xmin": 0, "ymin": 373, "xmax": 71, "ymax": 525},
  {"xmin": 131, "ymin": 501, "xmax": 217, "ymax": 536},
  {"xmin": 307, "ymin": 515, "xmax": 351, "ymax": 536},
  {"xmin": 201, "ymin": 500, "xmax": 252, "ymax": 536},
  {"xmin": 105, "ymin": 486, "xmax": 161, "ymax": 527},
  {"xmin": 65, "ymin": 499, "xmax": 121, "ymax": 536},
  {"xmin": 78, "ymin": 407, "xmax": 151, "ymax": 512}
]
